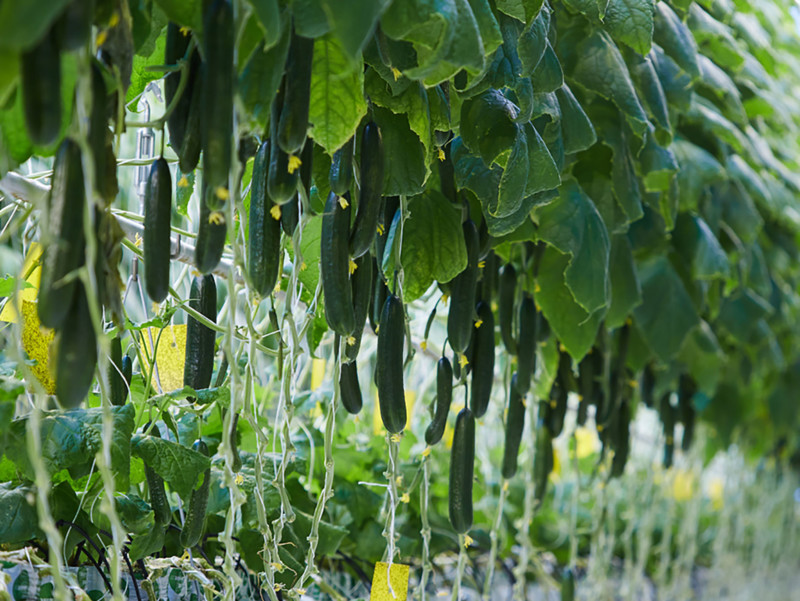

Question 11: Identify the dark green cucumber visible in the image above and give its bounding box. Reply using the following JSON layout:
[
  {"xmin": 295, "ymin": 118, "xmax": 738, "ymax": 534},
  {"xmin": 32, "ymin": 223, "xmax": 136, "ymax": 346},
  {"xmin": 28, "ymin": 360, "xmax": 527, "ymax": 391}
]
[
  {"xmin": 144, "ymin": 158, "xmax": 173, "ymax": 303},
  {"xmin": 469, "ymin": 301, "xmax": 495, "ymax": 418},
  {"xmin": 195, "ymin": 185, "xmax": 226, "ymax": 275},
  {"xmin": 375, "ymin": 196, "xmax": 399, "ymax": 267},
  {"xmin": 277, "ymin": 31, "xmax": 314, "ymax": 154},
  {"xmin": 533, "ymin": 418, "xmax": 553, "ymax": 502},
  {"xmin": 678, "ymin": 375, "xmax": 696, "ymax": 452},
  {"xmin": 641, "ymin": 363, "xmax": 656, "ymax": 408},
  {"xmin": 369, "ymin": 258, "xmax": 387, "ymax": 334},
  {"xmin": 55, "ymin": 286, "xmax": 97, "ymax": 409},
  {"xmin": 447, "ymin": 220, "xmax": 479, "ymax": 355},
  {"xmin": 339, "ymin": 361, "xmax": 363, "ymax": 415},
  {"xmin": 145, "ymin": 424, "xmax": 171, "ymax": 525},
  {"xmin": 449, "ymin": 407, "xmax": 475, "ymax": 534},
  {"xmin": 497, "ymin": 264, "xmax": 517, "ymax": 354},
  {"xmin": 88, "ymin": 61, "xmax": 109, "ymax": 201},
  {"xmin": 280, "ymin": 196, "xmax": 300, "ymax": 238},
  {"xmin": 321, "ymin": 191, "xmax": 355, "ymax": 336},
  {"xmin": 377, "ymin": 293, "xmax": 406, "ymax": 433},
  {"xmin": 345, "ymin": 254, "xmax": 373, "ymax": 362},
  {"xmin": 268, "ymin": 79, "xmax": 300, "ymax": 204},
  {"xmin": 201, "ymin": 0, "xmax": 234, "ymax": 189},
  {"xmin": 425, "ymin": 357, "xmax": 453, "ymax": 446},
  {"xmin": 350, "ymin": 121, "xmax": 385, "ymax": 258},
  {"xmin": 178, "ymin": 52, "xmax": 203, "ymax": 173},
  {"xmin": 56, "ymin": 0, "xmax": 94, "ymax": 51},
  {"xmin": 480, "ymin": 250, "xmax": 498, "ymax": 302},
  {"xmin": 108, "ymin": 335, "xmax": 127, "ymax": 406},
  {"xmin": 38, "ymin": 138, "xmax": 86, "ymax": 329},
  {"xmin": 164, "ymin": 23, "xmax": 193, "ymax": 154},
  {"xmin": 179, "ymin": 439, "xmax": 210, "ymax": 548},
  {"xmin": 610, "ymin": 401, "xmax": 630, "ymax": 478},
  {"xmin": 248, "ymin": 141, "xmax": 282, "ymax": 297},
  {"xmin": 21, "ymin": 25, "xmax": 61, "ymax": 146},
  {"xmin": 121, "ymin": 355, "xmax": 132, "ymax": 389},
  {"xmin": 548, "ymin": 351, "xmax": 572, "ymax": 437},
  {"xmin": 299, "ymin": 137, "xmax": 314, "ymax": 201},
  {"xmin": 183, "ymin": 275, "xmax": 217, "ymax": 391},
  {"xmin": 601, "ymin": 324, "xmax": 630, "ymax": 427},
  {"xmin": 438, "ymin": 143, "xmax": 457, "ymax": 204},
  {"xmin": 501, "ymin": 373, "xmax": 525, "ymax": 479},
  {"xmin": 660, "ymin": 393, "xmax": 675, "ymax": 468},
  {"xmin": 329, "ymin": 137, "xmax": 354, "ymax": 196},
  {"xmin": 515, "ymin": 294, "xmax": 537, "ymax": 395},
  {"xmin": 577, "ymin": 352, "xmax": 595, "ymax": 427},
  {"xmin": 477, "ymin": 218, "xmax": 492, "ymax": 260},
  {"xmin": 228, "ymin": 412, "xmax": 242, "ymax": 473},
  {"xmin": 561, "ymin": 567, "xmax": 575, "ymax": 601}
]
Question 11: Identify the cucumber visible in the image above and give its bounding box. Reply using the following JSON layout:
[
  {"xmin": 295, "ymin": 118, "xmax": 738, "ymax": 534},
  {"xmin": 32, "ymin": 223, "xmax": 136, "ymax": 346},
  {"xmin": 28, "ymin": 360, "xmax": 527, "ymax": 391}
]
[
  {"xmin": 329, "ymin": 137, "xmax": 354, "ymax": 196},
  {"xmin": 376, "ymin": 293, "xmax": 406, "ymax": 433},
  {"xmin": 515, "ymin": 294, "xmax": 537, "ymax": 395},
  {"xmin": 350, "ymin": 121, "xmax": 385, "ymax": 258},
  {"xmin": 228, "ymin": 412, "xmax": 242, "ymax": 473},
  {"xmin": 447, "ymin": 220, "xmax": 479, "ymax": 355},
  {"xmin": 641, "ymin": 364, "xmax": 655, "ymax": 408},
  {"xmin": 469, "ymin": 300, "xmax": 495, "ymax": 418},
  {"xmin": 248, "ymin": 141, "xmax": 282, "ymax": 297},
  {"xmin": 280, "ymin": 196, "xmax": 300, "ymax": 238},
  {"xmin": 183, "ymin": 275, "xmax": 217, "ymax": 391},
  {"xmin": 438, "ymin": 143, "xmax": 457, "ymax": 204},
  {"xmin": 577, "ymin": 353, "xmax": 595, "ymax": 427},
  {"xmin": 55, "ymin": 286, "xmax": 97, "ymax": 409},
  {"xmin": 678, "ymin": 376, "xmax": 696, "ymax": 451},
  {"xmin": 38, "ymin": 138, "xmax": 86, "ymax": 330},
  {"xmin": 501, "ymin": 373, "xmax": 525, "ymax": 479},
  {"xmin": 321, "ymin": 191, "xmax": 355, "ymax": 336},
  {"xmin": 268, "ymin": 79, "xmax": 300, "ymax": 204},
  {"xmin": 88, "ymin": 61, "xmax": 109, "ymax": 201},
  {"xmin": 610, "ymin": 400, "xmax": 630, "ymax": 478},
  {"xmin": 561, "ymin": 567, "xmax": 575, "ymax": 601},
  {"xmin": 425, "ymin": 357, "xmax": 453, "ymax": 446},
  {"xmin": 179, "ymin": 439, "xmax": 210, "ymax": 549},
  {"xmin": 497, "ymin": 264, "xmax": 517, "ymax": 354},
  {"xmin": 548, "ymin": 352, "xmax": 571, "ymax": 437},
  {"xmin": 660, "ymin": 393, "xmax": 675, "ymax": 468},
  {"xmin": 108, "ymin": 335, "xmax": 127, "ymax": 406},
  {"xmin": 477, "ymin": 218, "xmax": 492, "ymax": 260},
  {"xmin": 144, "ymin": 424, "xmax": 171, "ymax": 525},
  {"xmin": 121, "ymin": 355, "xmax": 132, "ymax": 389},
  {"xmin": 144, "ymin": 158, "xmax": 173, "ymax": 303},
  {"xmin": 599, "ymin": 325, "xmax": 630, "ymax": 428},
  {"xmin": 164, "ymin": 23, "xmax": 193, "ymax": 154},
  {"xmin": 299, "ymin": 137, "xmax": 314, "ymax": 201},
  {"xmin": 195, "ymin": 185, "xmax": 226, "ymax": 275},
  {"xmin": 345, "ymin": 254, "xmax": 373, "ymax": 362},
  {"xmin": 21, "ymin": 25, "xmax": 61, "ymax": 146},
  {"xmin": 375, "ymin": 196, "xmax": 399, "ymax": 267},
  {"xmin": 369, "ymin": 258, "xmax": 387, "ymax": 334},
  {"xmin": 533, "ymin": 418, "xmax": 553, "ymax": 502},
  {"xmin": 277, "ymin": 31, "xmax": 314, "ymax": 154},
  {"xmin": 178, "ymin": 52, "xmax": 203, "ymax": 173},
  {"xmin": 201, "ymin": 0, "xmax": 234, "ymax": 189},
  {"xmin": 449, "ymin": 407, "xmax": 475, "ymax": 534},
  {"xmin": 480, "ymin": 250, "xmax": 498, "ymax": 301},
  {"xmin": 56, "ymin": 0, "xmax": 94, "ymax": 51},
  {"xmin": 339, "ymin": 360, "xmax": 363, "ymax": 415}
]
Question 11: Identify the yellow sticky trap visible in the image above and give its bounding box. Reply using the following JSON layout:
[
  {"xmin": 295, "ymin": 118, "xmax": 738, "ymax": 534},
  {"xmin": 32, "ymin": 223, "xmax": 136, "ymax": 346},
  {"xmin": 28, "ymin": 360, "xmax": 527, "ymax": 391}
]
[
  {"xmin": 21, "ymin": 300, "xmax": 55, "ymax": 393},
  {"xmin": 574, "ymin": 426, "xmax": 599, "ymax": 459},
  {"xmin": 311, "ymin": 358, "xmax": 326, "ymax": 390},
  {"xmin": 142, "ymin": 324, "xmax": 187, "ymax": 393},
  {"xmin": 370, "ymin": 562, "xmax": 409, "ymax": 601}
]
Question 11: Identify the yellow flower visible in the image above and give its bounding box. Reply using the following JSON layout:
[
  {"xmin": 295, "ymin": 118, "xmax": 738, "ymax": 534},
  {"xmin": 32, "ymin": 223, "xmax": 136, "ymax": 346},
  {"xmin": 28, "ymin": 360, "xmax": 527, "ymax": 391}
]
[
  {"xmin": 179, "ymin": 26, "xmax": 190, "ymax": 36},
  {"xmin": 458, "ymin": 354, "xmax": 469, "ymax": 368},
  {"xmin": 96, "ymin": 30, "xmax": 108, "ymax": 47},
  {"xmin": 421, "ymin": 447, "xmax": 431, "ymax": 458},
  {"xmin": 287, "ymin": 154, "xmax": 302, "ymax": 174},
  {"xmin": 109, "ymin": 11, "xmax": 120, "ymax": 27},
  {"xmin": 420, "ymin": 340, "xmax": 428, "ymax": 351},
  {"xmin": 474, "ymin": 319, "xmax": 483, "ymax": 329},
  {"xmin": 478, "ymin": 260, "xmax": 485, "ymax": 269},
  {"xmin": 178, "ymin": 175, "xmax": 189, "ymax": 187},
  {"xmin": 270, "ymin": 205, "xmax": 282, "ymax": 220},
  {"xmin": 390, "ymin": 433, "xmax": 402, "ymax": 443},
  {"xmin": 437, "ymin": 148, "xmax": 445, "ymax": 161},
  {"xmin": 672, "ymin": 469, "xmax": 695, "ymax": 502},
  {"xmin": 346, "ymin": 335, "xmax": 356, "ymax": 346},
  {"xmin": 463, "ymin": 534, "xmax": 474, "ymax": 548},
  {"xmin": 391, "ymin": 66, "xmax": 402, "ymax": 81},
  {"xmin": 400, "ymin": 492, "xmax": 410, "ymax": 504},
  {"xmin": 338, "ymin": 195, "xmax": 349, "ymax": 209},
  {"xmin": 215, "ymin": 186, "xmax": 229, "ymax": 200},
  {"xmin": 208, "ymin": 211, "xmax": 225, "ymax": 225},
  {"xmin": 235, "ymin": 473, "xmax": 244, "ymax": 485},
  {"xmin": 134, "ymin": 233, "xmax": 143, "ymax": 248},
  {"xmin": 441, "ymin": 293, "xmax": 449, "ymax": 305},
  {"xmin": 300, "ymin": 262, "xmax": 308, "ymax": 271},
  {"xmin": 349, "ymin": 259, "xmax": 358, "ymax": 274}
]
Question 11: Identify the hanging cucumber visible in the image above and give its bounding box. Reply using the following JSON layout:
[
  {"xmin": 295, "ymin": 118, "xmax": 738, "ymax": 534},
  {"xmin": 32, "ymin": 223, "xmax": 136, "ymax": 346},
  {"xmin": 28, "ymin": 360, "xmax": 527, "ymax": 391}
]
[
  {"xmin": 144, "ymin": 424, "xmax": 172, "ymax": 525},
  {"xmin": 601, "ymin": 324, "xmax": 630, "ymax": 427},
  {"xmin": 108, "ymin": 335, "xmax": 127, "ymax": 406},
  {"xmin": 339, "ymin": 361, "xmax": 363, "ymax": 415},
  {"xmin": 350, "ymin": 122, "xmax": 385, "ymax": 259},
  {"xmin": 497, "ymin": 263, "xmax": 517, "ymax": 354},
  {"xmin": 447, "ymin": 220, "xmax": 479, "ymax": 355},
  {"xmin": 610, "ymin": 400, "xmax": 630, "ymax": 478},
  {"xmin": 21, "ymin": 25, "xmax": 61, "ymax": 146},
  {"xmin": 533, "ymin": 418, "xmax": 553, "ymax": 502},
  {"xmin": 277, "ymin": 31, "xmax": 314, "ymax": 154},
  {"xmin": 329, "ymin": 137, "xmax": 354, "ymax": 196},
  {"xmin": 375, "ymin": 196, "xmax": 399, "ymax": 267},
  {"xmin": 561, "ymin": 567, "xmax": 575, "ymax": 601},
  {"xmin": 660, "ymin": 393, "xmax": 675, "ymax": 468},
  {"xmin": 469, "ymin": 301, "xmax": 495, "ymax": 418},
  {"xmin": 515, "ymin": 294, "xmax": 537, "ymax": 395},
  {"xmin": 55, "ymin": 286, "xmax": 97, "ymax": 409},
  {"xmin": 122, "ymin": 355, "xmax": 132, "ymax": 389},
  {"xmin": 201, "ymin": 0, "xmax": 234, "ymax": 190},
  {"xmin": 641, "ymin": 364, "xmax": 655, "ymax": 408},
  {"xmin": 268, "ymin": 79, "xmax": 300, "ymax": 204},
  {"xmin": 501, "ymin": 373, "xmax": 525, "ymax": 479},
  {"xmin": 449, "ymin": 407, "xmax": 475, "ymax": 534},
  {"xmin": 88, "ymin": 61, "xmax": 110, "ymax": 201},
  {"xmin": 179, "ymin": 440, "xmax": 211, "ymax": 549},
  {"xmin": 183, "ymin": 275, "xmax": 217, "ymax": 391},
  {"xmin": 425, "ymin": 357, "xmax": 453, "ymax": 446},
  {"xmin": 345, "ymin": 254, "xmax": 373, "ymax": 362},
  {"xmin": 548, "ymin": 351, "xmax": 572, "ymax": 437},
  {"xmin": 144, "ymin": 158, "xmax": 173, "ymax": 303},
  {"xmin": 178, "ymin": 52, "xmax": 203, "ymax": 173},
  {"xmin": 577, "ymin": 352, "xmax": 595, "ymax": 427},
  {"xmin": 369, "ymin": 258, "xmax": 388, "ymax": 334},
  {"xmin": 248, "ymin": 141, "xmax": 282, "ymax": 297},
  {"xmin": 377, "ymin": 293, "xmax": 406, "ymax": 433},
  {"xmin": 164, "ymin": 23, "xmax": 192, "ymax": 153},
  {"xmin": 38, "ymin": 138, "xmax": 86, "ymax": 330},
  {"xmin": 195, "ymin": 185, "xmax": 226, "ymax": 275},
  {"xmin": 480, "ymin": 250, "xmax": 498, "ymax": 301},
  {"xmin": 56, "ymin": 0, "xmax": 94, "ymax": 51},
  {"xmin": 678, "ymin": 375, "xmax": 696, "ymax": 451},
  {"xmin": 321, "ymin": 191, "xmax": 355, "ymax": 336}
]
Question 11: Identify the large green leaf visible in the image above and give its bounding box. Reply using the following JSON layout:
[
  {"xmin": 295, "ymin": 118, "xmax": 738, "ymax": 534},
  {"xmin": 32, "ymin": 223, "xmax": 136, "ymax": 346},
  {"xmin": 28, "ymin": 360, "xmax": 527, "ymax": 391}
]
[
  {"xmin": 606, "ymin": 234, "xmax": 642, "ymax": 328},
  {"xmin": 127, "ymin": 32, "xmax": 167, "ymax": 103},
  {"xmin": 556, "ymin": 85, "xmax": 597, "ymax": 153},
  {"xmin": 715, "ymin": 289, "xmax": 772, "ymax": 345},
  {"xmin": 518, "ymin": 8, "xmax": 549, "ymax": 76},
  {"xmin": 627, "ymin": 50, "xmax": 671, "ymax": 145},
  {"xmin": 563, "ymin": 0, "xmax": 654, "ymax": 56},
  {"xmin": 678, "ymin": 320, "xmax": 724, "ymax": 396},
  {"xmin": 0, "ymin": 0, "xmax": 71, "ymax": 51},
  {"xmin": 632, "ymin": 255, "xmax": 699, "ymax": 361},
  {"xmin": 372, "ymin": 106, "xmax": 428, "ymax": 195},
  {"xmin": 652, "ymin": 1, "xmax": 699, "ymax": 78},
  {"xmin": 687, "ymin": 3, "xmax": 744, "ymax": 71},
  {"xmin": 672, "ymin": 213, "xmax": 729, "ymax": 280},
  {"xmin": 536, "ymin": 247, "xmax": 605, "ymax": 361},
  {"xmin": 238, "ymin": 22, "xmax": 291, "ymax": 132},
  {"xmin": 495, "ymin": 0, "xmax": 544, "ymax": 23},
  {"xmin": 131, "ymin": 434, "xmax": 211, "ymax": 501},
  {"xmin": 308, "ymin": 35, "xmax": 368, "ymax": 154},
  {"xmin": 535, "ymin": 180, "xmax": 610, "ymax": 314},
  {"xmin": 672, "ymin": 139, "xmax": 725, "ymax": 211},
  {"xmin": 0, "ymin": 483, "xmax": 39, "ymax": 544},
  {"xmin": 460, "ymin": 89, "xmax": 519, "ymax": 166}
]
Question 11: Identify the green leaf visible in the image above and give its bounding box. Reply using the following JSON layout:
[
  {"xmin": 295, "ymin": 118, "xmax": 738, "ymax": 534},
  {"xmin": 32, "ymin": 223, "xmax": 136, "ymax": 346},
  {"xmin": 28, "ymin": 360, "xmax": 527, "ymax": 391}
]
[
  {"xmin": 531, "ymin": 42, "xmax": 563, "ymax": 93},
  {"xmin": 0, "ymin": 276, "xmax": 33, "ymax": 297},
  {"xmin": 678, "ymin": 320, "xmax": 724, "ymax": 397},
  {"xmin": 497, "ymin": 130, "xmax": 529, "ymax": 218},
  {"xmin": 318, "ymin": 0, "xmax": 390, "ymax": 63},
  {"xmin": 687, "ymin": 3, "xmax": 744, "ymax": 71},
  {"xmin": 632, "ymin": 255, "xmax": 699, "ymax": 361},
  {"xmin": 556, "ymin": 85, "xmax": 596, "ymax": 153},
  {"xmin": 116, "ymin": 494, "xmax": 155, "ymax": 535},
  {"xmin": 247, "ymin": 0, "xmax": 282, "ymax": 48},
  {"xmin": 154, "ymin": 0, "xmax": 203, "ymax": 34},
  {"xmin": 535, "ymin": 179, "xmax": 610, "ymax": 314},
  {"xmin": 653, "ymin": 1, "xmax": 699, "ymax": 78},
  {"xmin": 130, "ymin": 434, "xmax": 211, "ymax": 501},
  {"xmin": 650, "ymin": 44, "xmax": 693, "ymax": 112},
  {"xmin": 697, "ymin": 55, "xmax": 747, "ymax": 126},
  {"xmin": 535, "ymin": 246, "xmax": 605, "ymax": 361},
  {"xmin": 606, "ymin": 234, "xmax": 642, "ymax": 328},
  {"xmin": 297, "ymin": 215, "xmax": 322, "ymax": 295},
  {"xmin": 238, "ymin": 22, "xmax": 291, "ymax": 133},
  {"xmin": 128, "ymin": 523, "xmax": 167, "ymax": 561},
  {"xmin": 568, "ymin": 31, "xmax": 650, "ymax": 139},
  {"xmin": 686, "ymin": 96, "xmax": 746, "ymax": 154},
  {"xmin": 715, "ymin": 288, "xmax": 772, "ymax": 344},
  {"xmin": 495, "ymin": 0, "xmax": 544, "ymax": 23},
  {"xmin": 460, "ymin": 89, "xmax": 519, "ymax": 166},
  {"xmin": 0, "ymin": 0, "xmax": 71, "ymax": 51},
  {"xmin": 672, "ymin": 139, "xmax": 724, "ymax": 212},
  {"xmin": 627, "ymin": 50, "xmax": 671, "ymax": 145},
  {"xmin": 394, "ymin": 190, "xmax": 468, "ymax": 301},
  {"xmin": 563, "ymin": 0, "xmax": 654, "ymax": 56},
  {"xmin": 126, "ymin": 31, "xmax": 167, "ymax": 103},
  {"xmin": 308, "ymin": 35, "xmax": 368, "ymax": 155},
  {"xmin": 518, "ymin": 8, "xmax": 549, "ymax": 76},
  {"xmin": 672, "ymin": 213, "xmax": 729, "ymax": 280},
  {"xmin": 372, "ymin": 106, "xmax": 428, "ymax": 196},
  {"xmin": 637, "ymin": 134, "xmax": 677, "ymax": 193},
  {"xmin": 0, "ymin": 483, "xmax": 39, "ymax": 544},
  {"xmin": 291, "ymin": 0, "xmax": 331, "ymax": 38}
]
